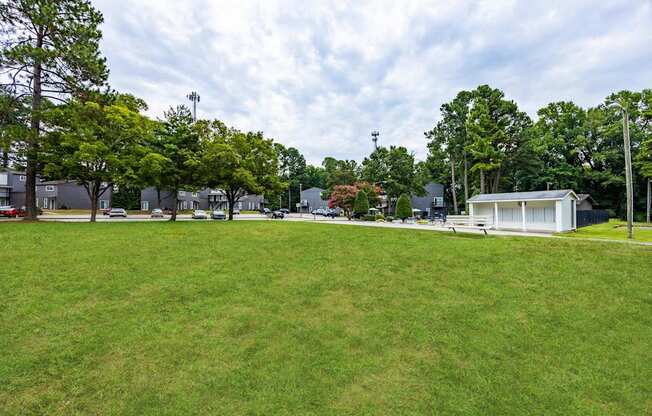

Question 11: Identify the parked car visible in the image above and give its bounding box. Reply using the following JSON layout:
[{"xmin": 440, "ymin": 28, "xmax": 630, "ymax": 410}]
[
  {"xmin": 261, "ymin": 208, "xmax": 271, "ymax": 215},
  {"xmin": 150, "ymin": 208, "xmax": 164, "ymax": 218},
  {"xmin": 102, "ymin": 208, "xmax": 111, "ymax": 216},
  {"xmin": 311, "ymin": 208, "xmax": 327, "ymax": 216},
  {"xmin": 233, "ymin": 208, "xmax": 240, "ymax": 215},
  {"xmin": 109, "ymin": 208, "xmax": 127, "ymax": 218},
  {"xmin": 279, "ymin": 208, "xmax": 290, "ymax": 214},
  {"xmin": 192, "ymin": 209, "xmax": 208, "ymax": 219},
  {"xmin": 325, "ymin": 209, "xmax": 338, "ymax": 218},
  {"xmin": 211, "ymin": 210, "xmax": 226, "ymax": 220},
  {"xmin": 0, "ymin": 206, "xmax": 18, "ymax": 218},
  {"xmin": 17, "ymin": 207, "xmax": 43, "ymax": 217},
  {"xmin": 271, "ymin": 210, "xmax": 285, "ymax": 219}
]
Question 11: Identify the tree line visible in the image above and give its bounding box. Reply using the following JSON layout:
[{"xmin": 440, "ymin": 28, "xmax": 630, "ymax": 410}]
[
  {"xmin": 0, "ymin": 0, "xmax": 287, "ymax": 222},
  {"xmin": 425, "ymin": 85, "xmax": 652, "ymax": 220}
]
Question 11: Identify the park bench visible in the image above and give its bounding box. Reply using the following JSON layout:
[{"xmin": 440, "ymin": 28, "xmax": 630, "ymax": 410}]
[{"xmin": 445, "ymin": 215, "xmax": 493, "ymax": 235}]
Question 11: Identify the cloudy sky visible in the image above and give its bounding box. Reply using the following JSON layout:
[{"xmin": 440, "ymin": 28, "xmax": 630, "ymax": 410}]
[{"xmin": 94, "ymin": 0, "xmax": 652, "ymax": 164}]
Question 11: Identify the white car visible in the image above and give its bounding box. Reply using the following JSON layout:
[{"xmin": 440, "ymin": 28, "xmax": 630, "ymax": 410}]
[
  {"xmin": 150, "ymin": 208, "xmax": 164, "ymax": 218},
  {"xmin": 109, "ymin": 208, "xmax": 127, "ymax": 218},
  {"xmin": 192, "ymin": 209, "xmax": 208, "ymax": 219},
  {"xmin": 211, "ymin": 210, "xmax": 226, "ymax": 220}
]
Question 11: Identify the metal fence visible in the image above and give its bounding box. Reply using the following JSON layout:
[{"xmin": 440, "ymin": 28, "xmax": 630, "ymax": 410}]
[{"xmin": 576, "ymin": 210, "xmax": 610, "ymax": 228}]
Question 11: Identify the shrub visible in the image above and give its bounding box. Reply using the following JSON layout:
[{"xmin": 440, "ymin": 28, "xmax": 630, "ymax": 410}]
[
  {"xmin": 362, "ymin": 214, "xmax": 376, "ymax": 221},
  {"xmin": 396, "ymin": 194, "xmax": 412, "ymax": 221},
  {"xmin": 353, "ymin": 190, "xmax": 369, "ymax": 217},
  {"xmin": 386, "ymin": 216, "xmax": 394, "ymax": 222},
  {"xmin": 605, "ymin": 209, "xmax": 617, "ymax": 218},
  {"xmin": 374, "ymin": 214, "xmax": 385, "ymax": 221}
]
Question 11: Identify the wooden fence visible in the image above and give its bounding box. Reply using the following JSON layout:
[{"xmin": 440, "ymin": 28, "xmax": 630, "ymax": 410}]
[{"xmin": 576, "ymin": 210, "xmax": 610, "ymax": 228}]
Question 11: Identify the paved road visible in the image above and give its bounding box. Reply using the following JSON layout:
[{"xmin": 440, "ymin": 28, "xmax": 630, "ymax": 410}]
[{"xmin": 5, "ymin": 213, "xmax": 651, "ymax": 245}]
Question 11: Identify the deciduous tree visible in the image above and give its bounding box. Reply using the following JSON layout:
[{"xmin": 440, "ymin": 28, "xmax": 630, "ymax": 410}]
[{"xmin": 42, "ymin": 92, "xmax": 151, "ymax": 222}]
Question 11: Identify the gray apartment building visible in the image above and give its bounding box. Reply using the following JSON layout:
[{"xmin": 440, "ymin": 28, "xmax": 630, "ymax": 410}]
[
  {"xmin": 0, "ymin": 169, "xmax": 27, "ymax": 207},
  {"xmin": 299, "ymin": 187, "xmax": 328, "ymax": 213},
  {"xmin": 36, "ymin": 180, "xmax": 113, "ymax": 210},
  {"xmin": 204, "ymin": 189, "xmax": 265, "ymax": 211},
  {"xmin": 139, "ymin": 187, "xmax": 203, "ymax": 211},
  {"xmin": 411, "ymin": 182, "xmax": 445, "ymax": 217},
  {"xmin": 141, "ymin": 187, "xmax": 265, "ymax": 211}
]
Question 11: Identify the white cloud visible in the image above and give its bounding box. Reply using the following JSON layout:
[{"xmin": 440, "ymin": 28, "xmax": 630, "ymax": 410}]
[{"xmin": 93, "ymin": 0, "xmax": 652, "ymax": 164}]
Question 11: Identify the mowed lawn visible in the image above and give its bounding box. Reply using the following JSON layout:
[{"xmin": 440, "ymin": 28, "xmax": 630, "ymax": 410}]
[
  {"xmin": 1, "ymin": 222, "xmax": 651, "ymax": 415},
  {"xmin": 560, "ymin": 220, "xmax": 652, "ymax": 243}
]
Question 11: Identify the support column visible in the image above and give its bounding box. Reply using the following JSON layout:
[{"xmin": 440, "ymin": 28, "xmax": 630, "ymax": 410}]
[
  {"xmin": 521, "ymin": 201, "xmax": 526, "ymax": 232},
  {"xmin": 494, "ymin": 202, "xmax": 498, "ymax": 229}
]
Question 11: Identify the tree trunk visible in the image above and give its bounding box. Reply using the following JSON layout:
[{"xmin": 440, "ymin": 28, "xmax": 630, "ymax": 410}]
[
  {"xmin": 1, "ymin": 149, "xmax": 8, "ymax": 168},
  {"xmin": 647, "ymin": 179, "xmax": 651, "ymax": 224},
  {"xmin": 480, "ymin": 170, "xmax": 485, "ymax": 194},
  {"xmin": 463, "ymin": 153, "xmax": 469, "ymax": 213},
  {"xmin": 492, "ymin": 169, "xmax": 501, "ymax": 193},
  {"xmin": 170, "ymin": 190, "xmax": 178, "ymax": 221},
  {"xmin": 90, "ymin": 185, "xmax": 98, "ymax": 223},
  {"xmin": 25, "ymin": 32, "xmax": 44, "ymax": 221},
  {"xmin": 227, "ymin": 190, "xmax": 235, "ymax": 221},
  {"xmin": 450, "ymin": 155, "xmax": 458, "ymax": 214},
  {"xmin": 156, "ymin": 188, "xmax": 162, "ymax": 208}
]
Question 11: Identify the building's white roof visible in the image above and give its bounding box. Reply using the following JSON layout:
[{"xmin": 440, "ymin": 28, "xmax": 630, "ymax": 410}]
[{"xmin": 467, "ymin": 190, "xmax": 577, "ymax": 203}]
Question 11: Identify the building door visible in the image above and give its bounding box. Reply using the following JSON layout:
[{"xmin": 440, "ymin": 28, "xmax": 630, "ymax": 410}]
[
  {"xmin": 100, "ymin": 200, "xmax": 110, "ymax": 210},
  {"xmin": 141, "ymin": 200, "xmax": 149, "ymax": 211}
]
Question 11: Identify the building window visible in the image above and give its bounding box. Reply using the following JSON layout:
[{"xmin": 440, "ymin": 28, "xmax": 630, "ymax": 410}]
[
  {"xmin": 141, "ymin": 200, "xmax": 149, "ymax": 211},
  {"xmin": 19, "ymin": 175, "xmax": 26, "ymax": 182},
  {"xmin": 178, "ymin": 191, "xmax": 186, "ymax": 197},
  {"xmin": 192, "ymin": 192, "xmax": 198, "ymax": 197},
  {"xmin": 45, "ymin": 185, "xmax": 55, "ymax": 192},
  {"xmin": 100, "ymin": 200, "xmax": 110, "ymax": 210},
  {"xmin": 0, "ymin": 173, "xmax": 7, "ymax": 186}
]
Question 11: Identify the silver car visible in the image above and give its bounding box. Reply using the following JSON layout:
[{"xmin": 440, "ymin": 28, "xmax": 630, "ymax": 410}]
[
  {"xmin": 109, "ymin": 208, "xmax": 127, "ymax": 218},
  {"xmin": 211, "ymin": 210, "xmax": 226, "ymax": 220},
  {"xmin": 150, "ymin": 208, "xmax": 164, "ymax": 218},
  {"xmin": 192, "ymin": 209, "xmax": 208, "ymax": 219}
]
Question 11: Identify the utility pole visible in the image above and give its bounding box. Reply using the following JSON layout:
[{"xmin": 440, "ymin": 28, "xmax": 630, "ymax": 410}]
[
  {"xmin": 299, "ymin": 183, "xmax": 302, "ymax": 217},
  {"xmin": 187, "ymin": 91, "xmax": 200, "ymax": 121},
  {"xmin": 371, "ymin": 131, "xmax": 379, "ymax": 150},
  {"xmin": 647, "ymin": 179, "xmax": 651, "ymax": 223},
  {"xmin": 610, "ymin": 102, "xmax": 634, "ymax": 239}
]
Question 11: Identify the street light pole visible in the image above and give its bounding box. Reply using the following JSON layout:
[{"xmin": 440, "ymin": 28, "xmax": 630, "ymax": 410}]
[{"xmin": 611, "ymin": 103, "xmax": 634, "ymax": 239}]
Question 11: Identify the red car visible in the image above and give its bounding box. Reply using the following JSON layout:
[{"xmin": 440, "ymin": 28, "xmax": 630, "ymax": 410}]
[
  {"xmin": 15, "ymin": 207, "xmax": 44, "ymax": 217},
  {"xmin": 0, "ymin": 206, "xmax": 18, "ymax": 218}
]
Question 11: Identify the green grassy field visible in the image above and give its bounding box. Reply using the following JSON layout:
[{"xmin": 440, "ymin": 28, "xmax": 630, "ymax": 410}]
[
  {"xmin": 561, "ymin": 220, "xmax": 652, "ymax": 243},
  {"xmin": 1, "ymin": 222, "xmax": 651, "ymax": 415}
]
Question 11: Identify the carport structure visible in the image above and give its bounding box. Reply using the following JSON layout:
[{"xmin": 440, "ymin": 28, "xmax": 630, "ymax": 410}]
[{"xmin": 467, "ymin": 190, "xmax": 579, "ymax": 233}]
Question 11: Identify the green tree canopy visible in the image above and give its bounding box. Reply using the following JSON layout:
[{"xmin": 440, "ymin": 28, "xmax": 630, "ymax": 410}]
[
  {"xmin": 201, "ymin": 121, "xmax": 283, "ymax": 220},
  {"xmin": 42, "ymin": 91, "xmax": 152, "ymax": 221},
  {"xmin": 139, "ymin": 106, "xmax": 202, "ymax": 221},
  {"xmin": 353, "ymin": 189, "xmax": 369, "ymax": 217},
  {"xmin": 395, "ymin": 194, "xmax": 412, "ymax": 221}
]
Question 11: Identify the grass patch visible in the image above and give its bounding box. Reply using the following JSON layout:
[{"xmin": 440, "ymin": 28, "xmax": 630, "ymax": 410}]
[
  {"xmin": 560, "ymin": 219, "xmax": 652, "ymax": 243},
  {"xmin": 1, "ymin": 221, "xmax": 651, "ymax": 415}
]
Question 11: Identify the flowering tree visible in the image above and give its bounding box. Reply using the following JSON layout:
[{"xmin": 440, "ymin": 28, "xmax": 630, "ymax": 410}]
[{"xmin": 328, "ymin": 184, "xmax": 357, "ymax": 219}]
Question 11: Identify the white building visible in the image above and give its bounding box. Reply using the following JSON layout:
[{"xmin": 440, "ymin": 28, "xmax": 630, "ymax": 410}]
[{"xmin": 467, "ymin": 190, "xmax": 578, "ymax": 233}]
